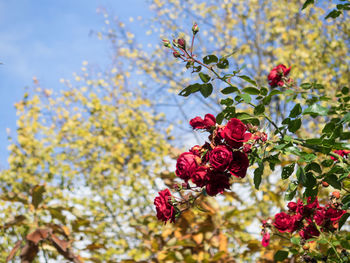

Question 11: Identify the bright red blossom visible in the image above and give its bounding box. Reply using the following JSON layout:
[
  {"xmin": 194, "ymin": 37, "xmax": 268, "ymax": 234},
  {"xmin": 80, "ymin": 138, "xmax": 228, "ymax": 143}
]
[
  {"xmin": 221, "ymin": 118, "xmax": 252, "ymax": 148},
  {"xmin": 175, "ymin": 152, "xmax": 198, "ymax": 181},
  {"xmin": 189, "ymin": 114, "xmax": 216, "ymax": 130},
  {"xmin": 267, "ymin": 64, "xmax": 291, "ymax": 87},
  {"xmin": 154, "ymin": 189, "xmax": 176, "ymax": 223}
]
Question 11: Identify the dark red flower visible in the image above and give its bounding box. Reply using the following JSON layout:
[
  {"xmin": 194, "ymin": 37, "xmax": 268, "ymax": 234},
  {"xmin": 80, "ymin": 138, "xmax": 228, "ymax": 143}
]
[
  {"xmin": 154, "ymin": 189, "xmax": 176, "ymax": 223},
  {"xmin": 191, "ymin": 166, "xmax": 208, "ymax": 187},
  {"xmin": 205, "ymin": 171, "xmax": 230, "ymax": 196},
  {"xmin": 209, "ymin": 145, "xmax": 233, "ymax": 171},
  {"xmin": 325, "ymin": 207, "xmax": 346, "ymax": 222},
  {"xmin": 175, "ymin": 152, "xmax": 198, "ymax": 181},
  {"xmin": 267, "ymin": 64, "xmax": 291, "ymax": 87},
  {"xmin": 299, "ymin": 224, "xmax": 320, "ymax": 240},
  {"xmin": 314, "ymin": 207, "xmax": 326, "ymax": 226},
  {"xmin": 229, "ymin": 151, "xmax": 249, "ymax": 178},
  {"xmin": 189, "ymin": 114, "xmax": 216, "ymax": 130},
  {"xmin": 287, "ymin": 201, "xmax": 297, "ymax": 212},
  {"xmin": 273, "ymin": 212, "xmax": 295, "ymax": 233},
  {"xmin": 221, "ymin": 118, "xmax": 252, "ymax": 148}
]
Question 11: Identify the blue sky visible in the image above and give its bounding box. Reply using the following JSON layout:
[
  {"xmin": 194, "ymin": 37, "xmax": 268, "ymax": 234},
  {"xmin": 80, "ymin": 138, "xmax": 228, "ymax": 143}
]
[{"xmin": 0, "ymin": 0, "xmax": 152, "ymax": 166}]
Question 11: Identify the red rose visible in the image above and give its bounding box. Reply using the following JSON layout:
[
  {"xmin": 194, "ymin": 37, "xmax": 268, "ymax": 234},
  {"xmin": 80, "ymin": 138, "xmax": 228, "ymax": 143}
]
[
  {"xmin": 154, "ymin": 189, "xmax": 176, "ymax": 223},
  {"xmin": 205, "ymin": 171, "xmax": 230, "ymax": 196},
  {"xmin": 287, "ymin": 201, "xmax": 297, "ymax": 212},
  {"xmin": 191, "ymin": 166, "xmax": 208, "ymax": 187},
  {"xmin": 314, "ymin": 208, "xmax": 326, "ymax": 226},
  {"xmin": 221, "ymin": 118, "xmax": 252, "ymax": 148},
  {"xmin": 273, "ymin": 212, "xmax": 295, "ymax": 233},
  {"xmin": 189, "ymin": 114, "xmax": 216, "ymax": 130},
  {"xmin": 209, "ymin": 145, "xmax": 233, "ymax": 171},
  {"xmin": 325, "ymin": 207, "xmax": 346, "ymax": 222},
  {"xmin": 267, "ymin": 64, "xmax": 291, "ymax": 88},
  {"xmin": 299, "ymin": 224, "xmax": 320, "ymax": 240},
  {"xmin": 229, "ymin": 151, "xmax": 249, "ymax": 178},
  {"xmin": 175, "ymin": 152, "xmax": 199, "ymax": 181}
]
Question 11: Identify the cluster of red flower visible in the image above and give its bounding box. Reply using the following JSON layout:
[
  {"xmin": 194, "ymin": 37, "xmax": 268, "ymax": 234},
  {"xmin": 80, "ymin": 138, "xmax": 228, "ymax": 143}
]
[
  {"xmin": 261, "ymin": 194, "xmax": 346, "ymax": 247},
  {"xmin": 154, "ymin": 114, "xmax": 268, "ymax": 223}
]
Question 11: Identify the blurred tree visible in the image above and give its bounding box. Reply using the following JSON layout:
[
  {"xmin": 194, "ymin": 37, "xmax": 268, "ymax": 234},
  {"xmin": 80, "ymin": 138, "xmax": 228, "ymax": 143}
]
[{"xmin": 0, "ymin": 68, "xmax": 171, "ymax": 261}]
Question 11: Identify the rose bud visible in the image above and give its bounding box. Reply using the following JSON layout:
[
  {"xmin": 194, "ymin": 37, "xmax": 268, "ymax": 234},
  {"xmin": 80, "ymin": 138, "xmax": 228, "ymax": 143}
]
[
  {"xmin": 332, "ymin": 191, "xmax": 340, "ymax": 199},
  {"xmin": 177, "ymin": 38, "xmax": 186, "ymax": 49},
  {"xmin": 267, "ymin": 64, "xmax": 291, "ymax": 88},
  {"xmin": 192, "ymin": 23, "xmax": 199, "ymax": 34},
  {"xmin": 173, "ymin": 51, "xmax": 181, "ymax": 58},
  {"xmin": 162, "ymin": 39, "xmax": 171, "ymax": 48},
  {"xmin": 321, "ymin": 181, "xmax": 329, "ymax": 187}
]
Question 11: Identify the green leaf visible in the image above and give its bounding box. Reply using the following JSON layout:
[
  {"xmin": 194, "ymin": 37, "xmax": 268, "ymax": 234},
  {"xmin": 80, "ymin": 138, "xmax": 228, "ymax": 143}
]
[
  {"xmin": 216, "ymin": 112, "xmax": 225, "ymax": 125},
  {"xmin": 281, "ymin": 163, "xmax": 295, "ymax": 179},
  {"xmin": 325, "ymin": 9, "xmax": 342, "ymax": 19},
  {"xmin": 322, "ymin": 122, "xmax": 336, "ymax": 134},
  {"xmin": 290, "ymin": 237, "xmax": 300, "ymax": 245},
  {"xmin": 289, "ymin": 103, "xmax": 302, "ymax": 118},
  {"xmin": 274, "ymin": 250, "xmax": 288, "ymax": 261},
  {"xmin": 203, "ymin": 55, "xmax": 218, "ymax": 64},
  {"xmin": 300, "ymin": 83, "xmax": 312, "ymax": 89},
  {"xmin": 342, "ymin": 87, "xmax": 349, "ymax": 94},
  {"xmin": 254, "ymin": 162, "xmax": 264, "ymax": 190},
  {"xmin": 217, "ymin": 58, "xmax": 229, "ymax": 69},
  {"xmin": 285, "ymin": 182, "xmax": 298, "ymax": 201},
  {"xmin": 339, "ymin": 213, "xmax": 350, "ymax": 230},
  {"xmin": 32, "ymin": 185, "xmax": 46, "ymax": 209},
  {"xmin": 254, "ymin": 104, "xmax": 265, "ymax": 115},
  {"xmin": 299, "ymin": 152, "xmax": 316, "ymax": 163},
  {"xmin": 324, "ymin": 174, "xmax": 341, "ymax": 189},
  {"xmin": 288, "ymin": 118, "xmax": 302, "ymax": 133},
  {"xmin": 269, "ymin": 90, "xmax": 283, "ymax": 96},
  {"xmin": 220, "ymin": 98, "xmax": 233, "ymax": 106},
  {"xmin": 198, "ymin": 72, "xmax": 210, "ymax": 83},
  {"xmin": 200, "ymin": 83, "xmax": 213, "ymax": 98},
  {"xmin": 303, "ymin": 104, "xmax": 329, "ymax": 117},
  {"xmin": 179, "ymin": 83, "xmax": 201, "ymax": 97},
  {"xmin": 305, "ymin": 162, "xmax": 322, "ymax": 174},
  {"xmin": 221, "ymin": 86, "xmax": 239, "ymax": 94},
  {"xmin": 341, "ymin": 112, "xmax": 350, "ymax": 123},
  {"xmin": 296, "ymin": 166, "xmax": 306, "ymax": 185},
  {"xmin": 302, "ymin": 0, "xmax": 314, "ymax": 10},
  {"xmin": 242, "ymin": 87, "xmax": 260, "ymax": 95},
  {"xmin": 238, "ymin": 75, "xmax": 257, "ymax": 86},
  {"xmin": 236, "ymin": 93, "xmax": 251, "ymax": 103}
]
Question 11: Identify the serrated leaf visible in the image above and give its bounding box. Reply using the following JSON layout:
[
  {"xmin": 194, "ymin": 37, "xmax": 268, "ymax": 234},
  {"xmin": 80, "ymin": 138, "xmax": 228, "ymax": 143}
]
[
  {"xmin": 179, "ymin": 83, "xmax": 201, "ymax": 97},
  {"xmin": 198, "ymin": 72, "xmax": 210, "ymax": 83},
  {"xmin": 238, "ymin": 75, "xmax": 257, "ymax": 86},
  {"xmin": 217, "ymin": 58, "xmax": 229, "ymax": 69},
  {"xmin": 200, "ymin": 83, "xmax": 213, "ymax": 98},
  {"xmin": 203, "ymin": 55, "xmax": 218, "ymax": 64},
  {"xmin": 302, "ymin": 0, "xmax": 314, "ymax": 10},
  {"xmin": 254, "ymin": 104, "xmax": 265, "ymax": 115},
  {"xmin": 236, "ymin": 93, "xmax": 251, "ymax": 103},
  {"xmin": 303, "ymin": 104, "xmax": 329, "ymax": 117},
  {"xmin": 288, "ymin": 118, "xmax": 301, "ymax": 133},
  {"xmin": 289, "ymin": 103, "xmax": 302, "ymax": 118},
  {"xmin": 254, "ymin": 162, "xmax": 264, "ymax": 190},
  {"xmin": 281, "ymin": 163, "xmax": 295, "ymax": 179},
  {"xmin": 221, "ymin": 86, "xmax": 239, "ymax": 94}
]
